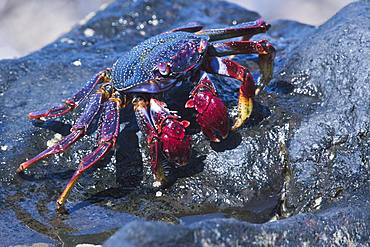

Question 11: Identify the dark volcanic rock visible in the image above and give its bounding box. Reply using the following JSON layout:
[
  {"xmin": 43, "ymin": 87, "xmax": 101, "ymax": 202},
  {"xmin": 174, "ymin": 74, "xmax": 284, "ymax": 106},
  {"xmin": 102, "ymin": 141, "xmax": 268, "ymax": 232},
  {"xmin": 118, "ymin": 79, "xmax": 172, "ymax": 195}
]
[
  {"xmin": 277, "ymin": 0, "xmax": 370, "ymax": 216},
  {"xmin": 105, "ymin": 221, "xmax": 195, "ymax": 247},
  {"xmin": 105, "ymin": 184, "xmax": 370, "ymax": 247},
  {"xmin": 0, "ymin": 0, "xmax": 369, "ymax": 246}
]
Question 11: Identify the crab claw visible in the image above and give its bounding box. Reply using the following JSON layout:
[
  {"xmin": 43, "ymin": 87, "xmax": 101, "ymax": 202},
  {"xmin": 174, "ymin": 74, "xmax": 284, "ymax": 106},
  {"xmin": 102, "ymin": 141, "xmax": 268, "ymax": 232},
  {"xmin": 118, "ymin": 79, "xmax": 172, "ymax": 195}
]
[
  {"xmin": 150, "ymin": 99, "xmax": 191, "ymax": 166},
  {"xmin": 186, "ymin": 75, "xmax": 229, "ymax": 142},
  {"xmin": 160, "ymin": 119, "xmax": 191, "ymax": 165}
]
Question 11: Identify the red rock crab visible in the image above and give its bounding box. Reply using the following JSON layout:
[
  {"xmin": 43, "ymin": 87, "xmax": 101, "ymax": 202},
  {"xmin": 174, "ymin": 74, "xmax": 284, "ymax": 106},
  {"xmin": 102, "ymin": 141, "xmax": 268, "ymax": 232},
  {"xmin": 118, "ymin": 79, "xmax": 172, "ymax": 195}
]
[{"xmin": 18, "ymin": 19, "xmax": 275, "ymax": 209}]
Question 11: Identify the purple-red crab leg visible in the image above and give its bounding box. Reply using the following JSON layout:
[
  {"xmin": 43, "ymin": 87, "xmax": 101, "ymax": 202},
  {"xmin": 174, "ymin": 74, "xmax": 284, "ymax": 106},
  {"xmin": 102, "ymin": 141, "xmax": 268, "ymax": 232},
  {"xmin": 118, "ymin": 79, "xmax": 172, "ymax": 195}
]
[
  {"xmin": 196, "ymin": 18, "xmax": 270, "ymax": 42},
  {"xmin": 132, "ymin": 96, "xmax": 161, "ymax": 174},
  {"xmin": 57, "ymin": 98, "xmax": 121, "ymax": 208},
  {"xmin": 17, "ymin": 91, "xmax": 104, "ymax": 173},
  {"xmin": 186, "ymin": 72, "xmax": 229, "ymax": 142},
  {"xmin": 28, "ymin": 69, "xmax": 111, "ymax": 120},
  {"xmin": 208, "ymin": 40, "xmax": 276, "ymax": 93},
  {"xmin": 203, "ymin": 57, "xmax": 257, "ymax": 130}
]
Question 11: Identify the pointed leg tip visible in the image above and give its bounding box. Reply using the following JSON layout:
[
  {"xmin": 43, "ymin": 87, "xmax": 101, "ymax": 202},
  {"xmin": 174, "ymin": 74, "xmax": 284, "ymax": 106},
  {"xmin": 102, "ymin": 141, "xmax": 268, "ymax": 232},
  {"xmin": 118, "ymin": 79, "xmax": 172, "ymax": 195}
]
[
  {"xmin": 231, "ymin": 125, "xmax": 241, "ymax": 132},
  {"xmin": 202, "ymin": 128, "xmax": 221, "ymax": 142},
  {"xmin": 56, "ymin": 202, "xmax": 68, "ymax": 214},
  {"xmin": 28, "ymin": 113, "xmax": 38, "ymax": 120},
  {"xmin": 56, "ymin": 199, "xmax": 65, "ymax": 210},
  {"xmin": 231, "ymin": 119, "xmax": 243, "ymax": 131},
  {"xmin": 28, "ymin": 111, "xmax": 47, "ymax": 120},
  {"xmin": 181, "ymin": 161, "xmax": 189, "ymax": 166},
  {"xmin": 211, "ymin": 137, "xmax": 221, "ymax": 143},
  {"xmin": 176, "ymin": 160, "xmax": 189, "ymax": 167},
  {"xmin": 17, "ymin": 164, "xmax": 26, "ymax": 173},
  {"xmin": 185, "ymin": 99, "xmax": 195, "ymax": 108}
]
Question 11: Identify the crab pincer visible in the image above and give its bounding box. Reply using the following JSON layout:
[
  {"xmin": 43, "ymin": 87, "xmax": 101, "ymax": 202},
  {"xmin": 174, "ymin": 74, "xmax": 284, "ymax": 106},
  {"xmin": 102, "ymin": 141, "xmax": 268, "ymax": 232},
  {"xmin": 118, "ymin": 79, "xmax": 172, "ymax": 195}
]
[
  {"xmin": 186, "ymin": 73, "xmax": 229, "ymax": 142},
  {"xmin": 133, "ymin": 97, "xmax": 191, "ymax": 183},
  {"xmin": 150, "ymin": 99, "xmax": 191, "ymax": 166}
]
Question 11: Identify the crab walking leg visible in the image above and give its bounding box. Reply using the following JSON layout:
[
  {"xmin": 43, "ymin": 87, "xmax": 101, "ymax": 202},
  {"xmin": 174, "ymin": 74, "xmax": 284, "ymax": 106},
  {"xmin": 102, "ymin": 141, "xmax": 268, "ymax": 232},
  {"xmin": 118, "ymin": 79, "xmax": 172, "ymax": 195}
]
[
  {"xmin": 28, "ymin": 69, "xmax": 111, "ymax": 120},
  {"xmin": 170, "ymin": 22, "xmax": 204, "ymax": 33},
  {"xmin": 57, "ymin": 99, "xmax": 121, "ymax": 208},
  {"xmin": 196, "ymin": 18, "xmax": 270, "ymax": 42},
  {"xmin": 208, "ymin": 40, "xmax": 275, "ymax": 93},
  {"xmin": 185, "ymin": 73, "xmax": 229, "ymax": 142},
  {"xmin": 204, "ymin": 57, "xmax": 256, "ymax": 130},
  {"xmin": 17, "ymin": 92, "xmax": 104, "ymax": 173}
]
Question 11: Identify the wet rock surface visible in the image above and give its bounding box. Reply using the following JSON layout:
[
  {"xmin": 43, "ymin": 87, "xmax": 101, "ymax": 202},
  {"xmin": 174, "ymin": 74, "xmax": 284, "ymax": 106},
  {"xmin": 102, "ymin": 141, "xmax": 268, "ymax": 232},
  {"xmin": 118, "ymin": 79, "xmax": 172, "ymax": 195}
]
[
  {"xmin": 0, "ymin": 0, "xmax": 369, "ymax": 246},
  {"xmin": 105, "ymin": 184, "xmax": 370, "ymax": 247},
  {"xmin": 278, "ymin": 0, "xmax": 370, "ymax": 217}
]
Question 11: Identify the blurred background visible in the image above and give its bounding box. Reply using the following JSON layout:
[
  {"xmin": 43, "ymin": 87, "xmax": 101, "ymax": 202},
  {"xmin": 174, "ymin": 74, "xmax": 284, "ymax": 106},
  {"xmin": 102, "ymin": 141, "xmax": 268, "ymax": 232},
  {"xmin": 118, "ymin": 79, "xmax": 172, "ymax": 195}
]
[{"xmin": 0, "ymin": 0, "xmax": 353, "ymax": 59}]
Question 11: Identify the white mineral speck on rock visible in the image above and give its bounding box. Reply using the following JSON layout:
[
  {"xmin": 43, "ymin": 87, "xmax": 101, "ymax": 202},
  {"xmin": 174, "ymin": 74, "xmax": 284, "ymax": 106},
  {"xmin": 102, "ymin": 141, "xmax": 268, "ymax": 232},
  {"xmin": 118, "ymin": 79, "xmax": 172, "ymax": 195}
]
[
  {"xmin": 72, "ymin": 60, "xmax": 82, "ymax": 66},
  {"xmin": 60, "ymin": 38, "xmax": 75, "ymax": 44},
  {"xmin": 84, "ymin": 28, "xmax": 95, "ymax": 37},
  {"xmin": 313, "ymin": 196, "xmax": 322, "ymax": 209},
  {"xmin": 329, "ymin": 152, "xmax": 335, "ymax": 160},
  {"xmin": 153, "ymin": 181, "xmax": 161, "ymax": 187},
  {"xmin": 1, "ymin": 145, "xmax": 8, "ymax": 151},
  {"xmin": 156, "ymin": 191, "xmax": 163, "ymax": 197},
  {"xmin": 269, "ymin": 214, "xmax": 279, "ymax": 222},
  {"xmin": 47, "ymin": 133, "xmax": 63, "ymax": 147},
  {"xmin": 151, "ymin": 19, "xmax": 159, "ymax": 26}
]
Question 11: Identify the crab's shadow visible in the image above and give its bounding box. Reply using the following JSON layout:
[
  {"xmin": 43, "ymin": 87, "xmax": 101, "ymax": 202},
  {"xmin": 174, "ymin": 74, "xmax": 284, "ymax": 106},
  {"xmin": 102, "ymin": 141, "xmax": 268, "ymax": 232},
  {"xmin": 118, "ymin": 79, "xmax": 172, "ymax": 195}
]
[{"xmin": 210, "ymin": 131, "xmax": 242, "ymax": 152}]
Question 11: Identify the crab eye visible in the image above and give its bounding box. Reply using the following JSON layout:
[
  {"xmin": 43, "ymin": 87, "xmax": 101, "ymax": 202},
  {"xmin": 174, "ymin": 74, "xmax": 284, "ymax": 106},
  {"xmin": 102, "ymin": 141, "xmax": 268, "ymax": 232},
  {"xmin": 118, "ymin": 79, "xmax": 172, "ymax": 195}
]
[
  {"xmin": 198, "ymin": 39, "xmax": 207, "ymax": 53},
  {"xmin": 157, "ymin": 62, "xmax": 171, "ymax": 76}
]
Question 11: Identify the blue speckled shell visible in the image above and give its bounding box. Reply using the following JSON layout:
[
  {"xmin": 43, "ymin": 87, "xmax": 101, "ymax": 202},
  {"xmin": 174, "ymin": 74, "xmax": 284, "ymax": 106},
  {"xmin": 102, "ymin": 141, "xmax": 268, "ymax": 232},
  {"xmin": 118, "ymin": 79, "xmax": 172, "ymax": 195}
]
[{"xmin": 111, "ymin": 31, "xmax": 208, "ymax": 92}]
